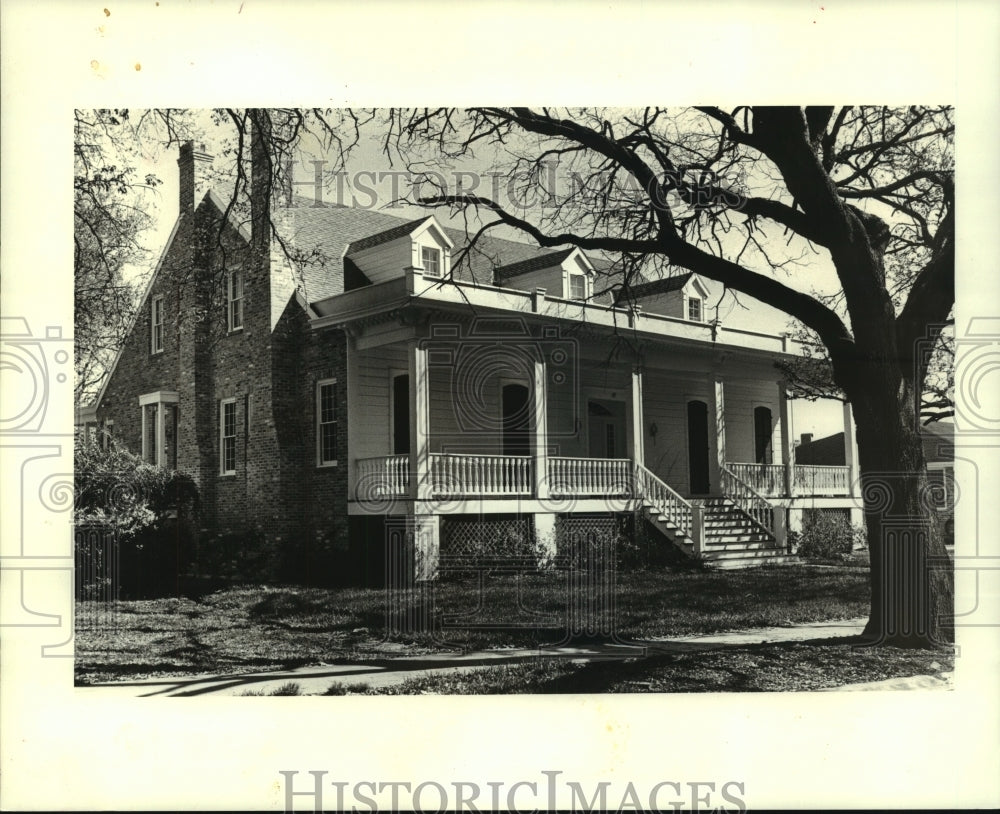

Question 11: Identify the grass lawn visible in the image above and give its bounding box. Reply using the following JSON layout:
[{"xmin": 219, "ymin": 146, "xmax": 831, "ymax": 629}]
[
  {"xmin": 325, "ymin": 643, "xmax": 953, "ymax": 695},
  {"xmin": 75, "ymin": 565, "xmax": 871, "ymax": 685}
]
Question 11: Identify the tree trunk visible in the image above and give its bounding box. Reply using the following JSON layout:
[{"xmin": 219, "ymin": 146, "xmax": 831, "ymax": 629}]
[{"xmin": 851, "ymin": 379, "xmax": 954, "ymax": 647}]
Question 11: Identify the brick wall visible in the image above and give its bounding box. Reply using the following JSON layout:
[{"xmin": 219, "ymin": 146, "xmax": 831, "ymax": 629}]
[{"xmin": 94, "ymin": 196, "xmax": 353, "ymax": 582}]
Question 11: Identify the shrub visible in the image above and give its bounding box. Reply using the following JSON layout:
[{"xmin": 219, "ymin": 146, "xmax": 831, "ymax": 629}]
[
  {"xmin": 555, "ymin": 516, "xmax": 639, "ymax": 571},
  {"xmin": 74, "ymin": 437, "xmax": 199, "ymax": 598},
  {"xmin": 795, "ymin": 511, "xmax": 867, "ymax": 561},
  {"xmin": 74, "ymin": 437, "xmax": 198, "ymax": 533}
]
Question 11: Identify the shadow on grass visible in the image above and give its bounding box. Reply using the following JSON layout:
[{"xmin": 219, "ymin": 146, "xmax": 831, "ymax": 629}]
[{"xmin": 78, "ymin": 629, "xmax": 935, "ymax": 697}]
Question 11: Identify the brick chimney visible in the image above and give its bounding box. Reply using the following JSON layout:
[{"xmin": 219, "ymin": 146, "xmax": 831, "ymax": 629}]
[
  {"xmin": 177, "ymin": 141, "xmax": 213, "ymax": 215},
  {"xmin": 800, "ymin": 432, "xmax": 813, "ymax": 445}
]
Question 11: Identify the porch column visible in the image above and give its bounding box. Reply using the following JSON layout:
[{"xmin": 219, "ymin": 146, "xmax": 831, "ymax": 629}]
[
  {"xmin": 533, "ymin": 356, "xmax": 549, "ymax": 499},
  {"xmin": 409, "ymin": 342, "xmax": 431, "ymax": 501},
  {"xmin": 155, "ymin": 403, "xmax": 167, "ymax": 468},
  {"xmin": 778, "ymin": 380, "xmax": 795, "ymax": 497},
  {"xmin": 629, "ymin": 366, "xmax": 645, "ymax": 467},
  {"xmin": 708, "ymin": 374, "xmax": 726, "ymax": 495},
  {"xmin": 842, "ymin": 400, "xmax": 858, "ymax": 497},
  {"xmin": 140, "ymin": 404, "xmax": 148, "ymax": 462}
]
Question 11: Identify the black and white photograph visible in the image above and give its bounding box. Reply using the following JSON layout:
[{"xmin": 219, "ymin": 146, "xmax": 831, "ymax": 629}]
[{"xmin": 2, "ymin": 2, "xmax": 998, "ymax": 812}]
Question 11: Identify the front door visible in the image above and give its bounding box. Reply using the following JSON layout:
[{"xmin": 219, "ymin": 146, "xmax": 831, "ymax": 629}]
[
  {"xmin": 587, "ymin": 399, "xmax": 626, "ymax": 458},
  {"xmin": 687, "ymin": 400, "xmax": 710, "ymax": 494},
  {"xmin": 501, "ymin": 383, "xmax": 530, "ymax": 456}
]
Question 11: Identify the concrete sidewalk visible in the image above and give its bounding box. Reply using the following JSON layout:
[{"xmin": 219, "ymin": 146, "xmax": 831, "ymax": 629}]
[{"xmin": 77, "ymin": 617, "xmax": 919, "ymax": 697}]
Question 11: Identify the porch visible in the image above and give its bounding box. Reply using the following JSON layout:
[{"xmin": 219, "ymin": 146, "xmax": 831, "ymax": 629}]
[{"xmin": 344, "ymin": 326, "xmax": 860, "ymax": 510}]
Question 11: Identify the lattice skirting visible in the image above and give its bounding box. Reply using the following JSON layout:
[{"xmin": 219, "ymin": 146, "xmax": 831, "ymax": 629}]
[{"xmin": 440, "ymin": 514, "xmax": 535, "ymax": 562}]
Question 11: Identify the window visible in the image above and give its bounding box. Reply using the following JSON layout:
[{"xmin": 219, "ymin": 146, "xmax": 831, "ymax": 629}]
[
  {"xmin": 316, "ymin": 379, "xmax": 338, "ymax": 466},
  {"xmin": 220, "ymin": 398, "xmax": 237, "ymax": 475},
  {"xmin": 421, "ymin": 246, "xmax": 441, "ymax": 277},
  {"xmin": 568, "ymin": 273, "xmax": 587, "ymax": 301},
  {"xmin": 151, "ymin": 294, "xmax": 164, "ymax": 353},
  {"xmin": 101, "ymin": 419, "xmax": 114, "ymax": 452},
  {"xmin": 687, "ymin": 297, "xmax": 703, "ymax": 322},
  {"xmin": 227, "ymin": 270, "xmax": 244, "ymax": 332}
]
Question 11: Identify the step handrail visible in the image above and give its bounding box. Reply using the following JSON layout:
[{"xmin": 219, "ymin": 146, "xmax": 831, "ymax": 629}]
[
  {"xmin": 634, "ymin": 462, "xmax": 695, "ymax": 538},
  {"xmin": 719, "ymin": 464, "xmax": 775, "ymax": 536}
]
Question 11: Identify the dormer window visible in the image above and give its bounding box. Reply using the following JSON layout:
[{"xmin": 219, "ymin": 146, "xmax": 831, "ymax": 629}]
[
  {"xmin": 421, "ymin": 246, "xmax": 441, "ymax": 278},
  {"xmin": 687, "ymin": 297, "xmax": 703, "ymax": 322},
  {"xmin": 568, "ymin": 272, "xmax": 587, "ymax": 301},
  {"xmin": 227, "ymin": 270, "xmax": 244, "ymax": 332}
]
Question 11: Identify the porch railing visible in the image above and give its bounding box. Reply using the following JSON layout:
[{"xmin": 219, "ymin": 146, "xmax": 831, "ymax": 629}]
[
  {"xmin": 726, "ymin": 462, "xmax": 786, "ymax": 497},
  {"xmin": 430, "ymin": 453, "xmax": 532, "ymax": 496},
  {"xmin": 548, "ymin": 457, "xmax": 632, "ymax": 496},
  {"xmin": 634, "ymin": 462, "xmax": 694, "ymax": 538},
  {"xmin": 356, "ymin": 455, "xmax": 410, "ymax": 496},
  {"xmin": 726, "ymin": 462, "xmax": 852, "ymax": 496},
  {"xmin": 793, "ymin": 464, "xmax": 851, "ymax": 495},
  {"xmin": 720, "ymin": 464, "xmax": 775, "ymax": 536}
]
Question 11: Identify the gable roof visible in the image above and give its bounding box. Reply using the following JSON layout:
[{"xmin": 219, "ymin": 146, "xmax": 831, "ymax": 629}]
[
  {"xmin": 345, "ymin": 217, "xmax": 427, "ymax": 254},
  {"xmin": 494, "ymin": 247, "xmax": 576, "ymax": 282},
  {"xmin": 614, "ymin": 272, "xmax": 693, "ymax": 304},
  {"xmin": 277, "ymin": 201, "xmax": 576, "ymax": 303}
]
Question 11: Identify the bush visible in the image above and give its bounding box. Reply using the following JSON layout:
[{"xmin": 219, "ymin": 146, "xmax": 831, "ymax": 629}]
[
  {"xmin": 74, "ymin": 437, "xmax": 198, "ymax": 533},
  {"xmin": 555, "ymin": 516, "xmax": 639, "ymax": 572},
  {"xmin": 74, "ymin": 437, "xmax": 199, "ymax": 598},
  {"xmin": 795, "ymin": 512, "xmax": 867, "ymax": 561}
]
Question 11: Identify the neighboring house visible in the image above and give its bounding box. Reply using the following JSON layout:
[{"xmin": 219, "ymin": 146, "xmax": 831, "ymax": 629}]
[
  {"xmin": 79, "ymin": 141, "xmax": 863, "ymax": 580},
  {"xmin": 796, "ymin": 425, "xmax": 955, "ymax": 543}
]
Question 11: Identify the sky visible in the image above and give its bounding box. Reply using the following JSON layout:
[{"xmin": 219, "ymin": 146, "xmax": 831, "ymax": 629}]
[{"xmin": 124, "ymin": 109, "xmax": 851, "ymax": 439}]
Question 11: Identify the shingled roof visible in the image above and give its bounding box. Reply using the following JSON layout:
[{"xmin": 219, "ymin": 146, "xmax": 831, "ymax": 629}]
[
  {"xmin": 613, "ymin": 272, "xmax": 693, "ymax": 305},
  {"xmin": 345, "ymin": 217, "xmax": 428, "ymax": 254},
  {"xmin": 276, "ymin": 200, "xmax": 570, "ymax": 303},
  {"xmin": 494, "ymin": 248, "xmax": 576, "ymax": 282}
]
